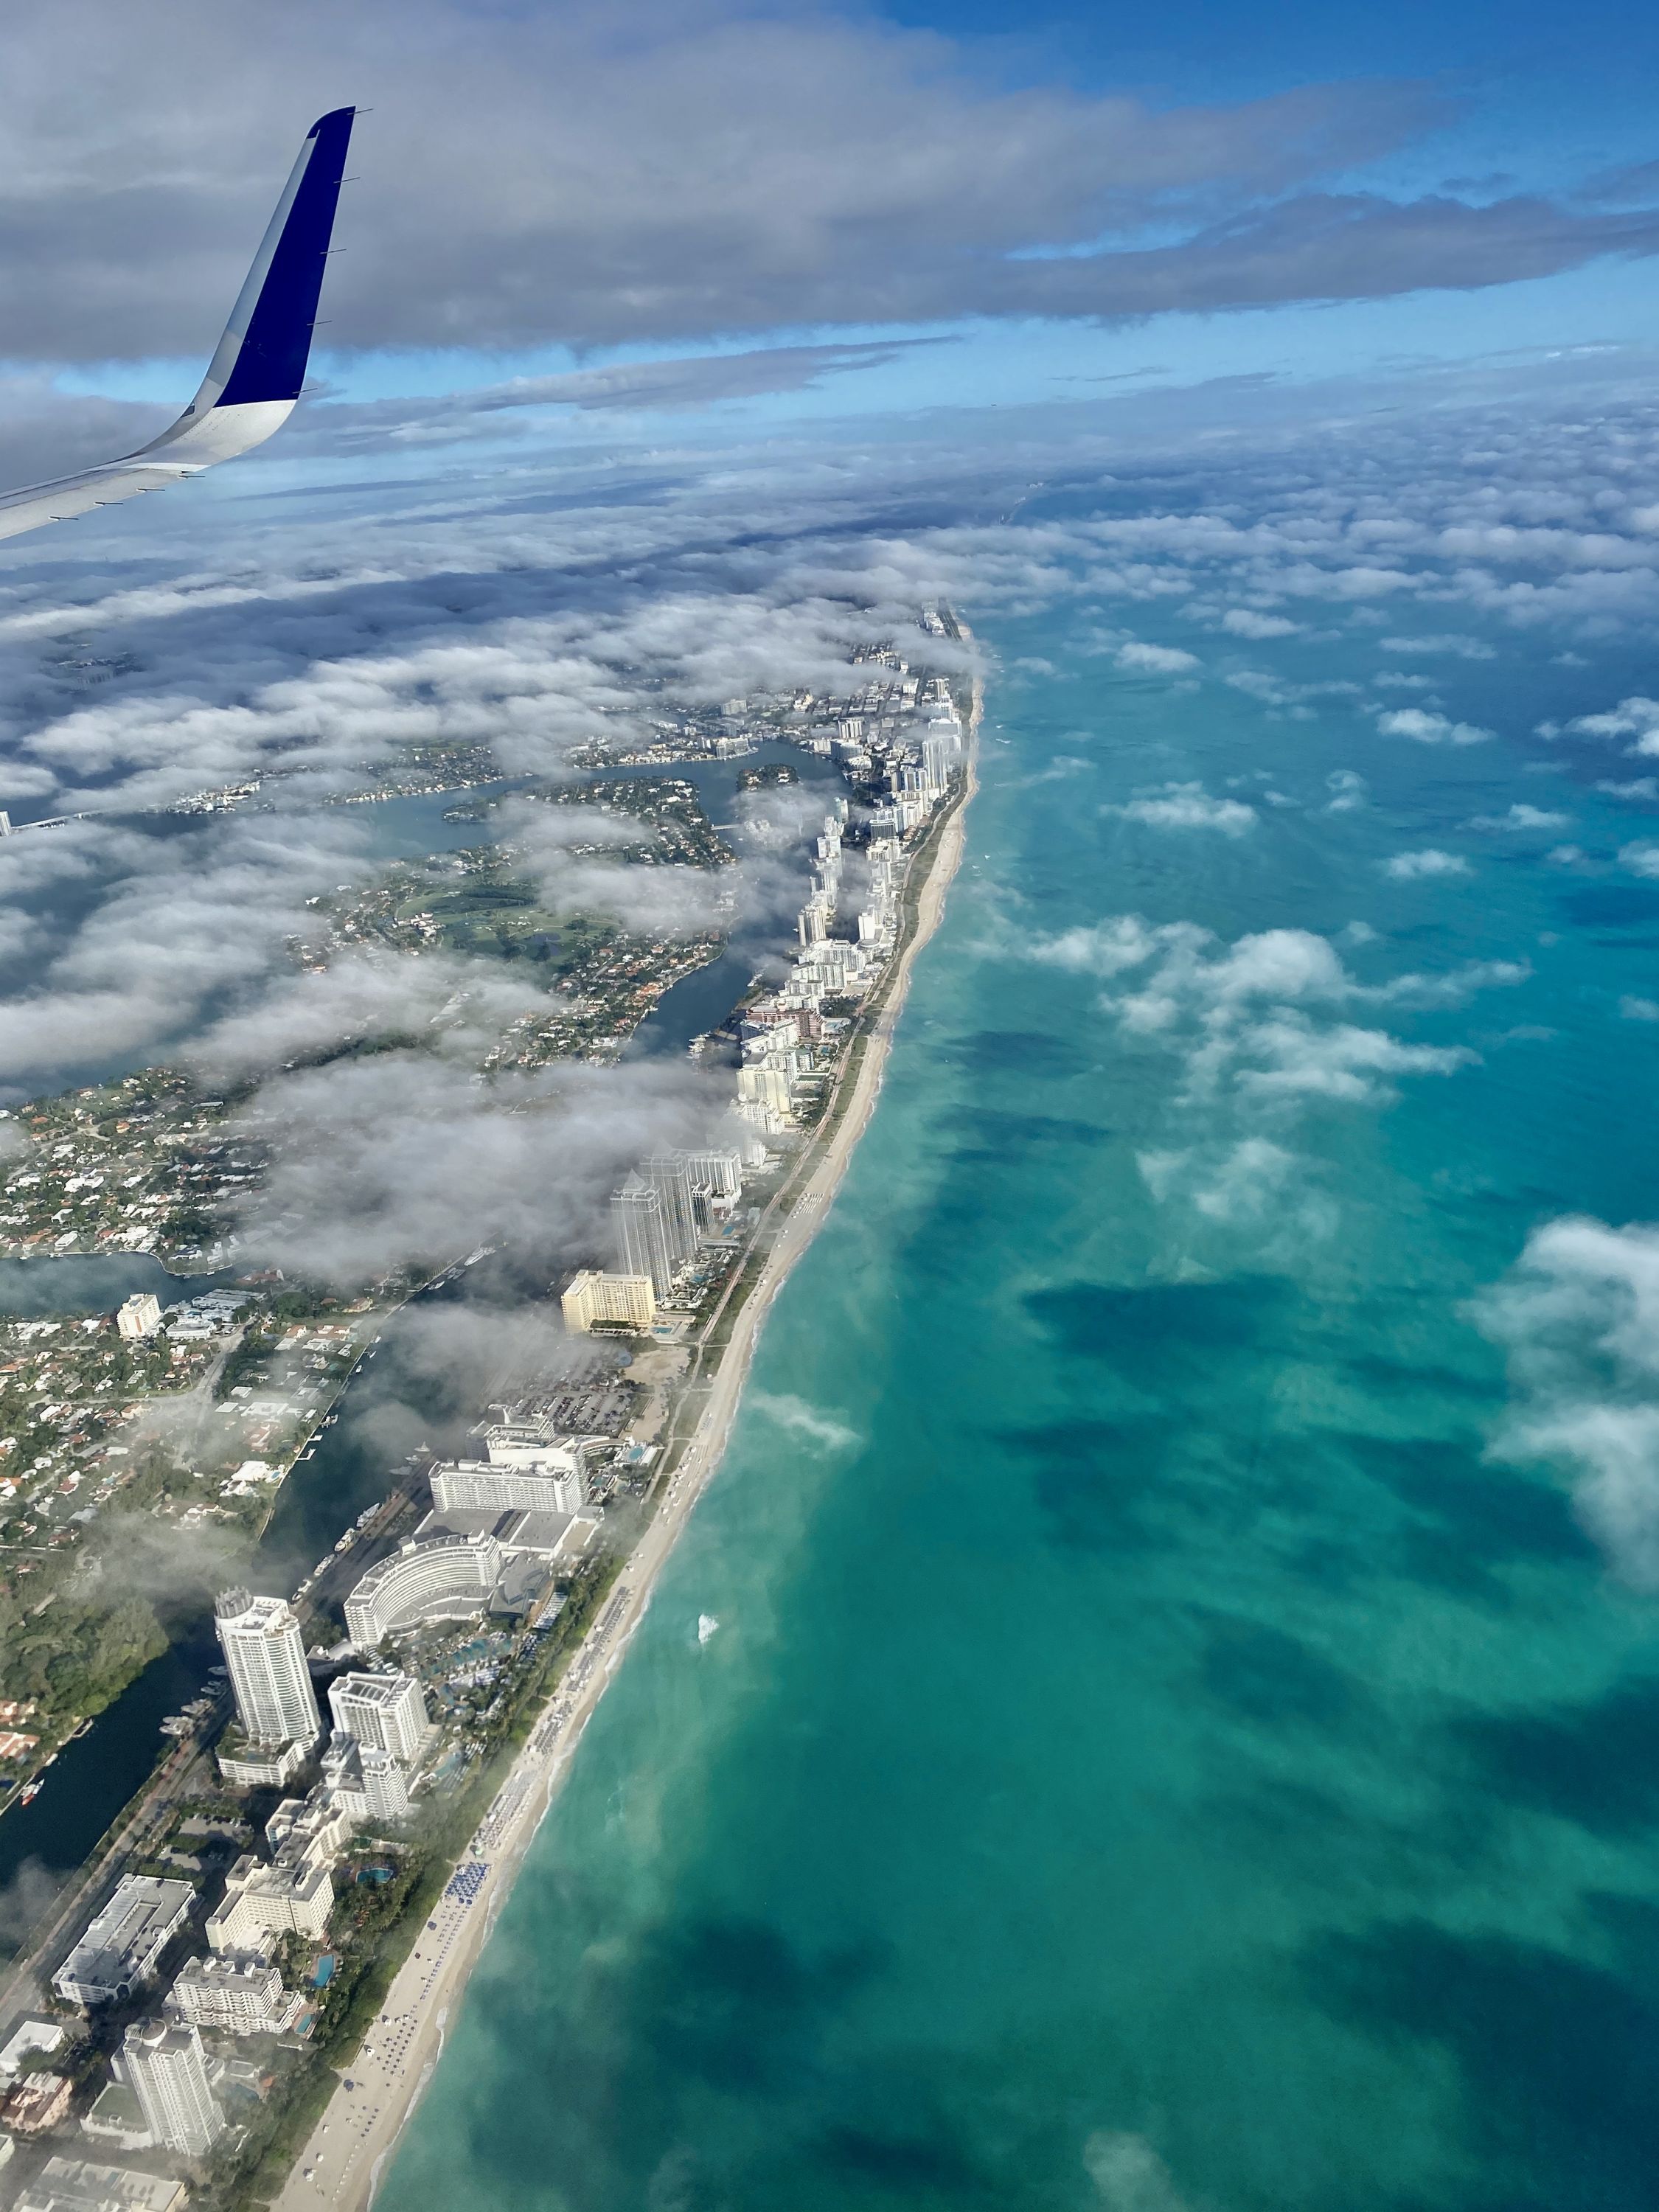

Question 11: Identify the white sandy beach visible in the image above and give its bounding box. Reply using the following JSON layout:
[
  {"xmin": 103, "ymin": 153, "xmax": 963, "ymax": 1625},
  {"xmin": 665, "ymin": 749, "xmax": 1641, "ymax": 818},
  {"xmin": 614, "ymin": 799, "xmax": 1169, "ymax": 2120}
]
[{"xmin": 276, "ymin": 661, "xmax": 981, "ymax": 2212}]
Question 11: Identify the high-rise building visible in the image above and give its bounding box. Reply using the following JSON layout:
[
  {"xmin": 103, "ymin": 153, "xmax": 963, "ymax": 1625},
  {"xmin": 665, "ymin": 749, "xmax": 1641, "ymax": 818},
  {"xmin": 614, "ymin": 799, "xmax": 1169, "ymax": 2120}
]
[
  {"xmin": 327, "ymin": 1672, "xmax": 431, "ymax": 1763},
  {"xmin": 116, "ymin": 1294, "xmax": 162, "ymax": 1342},
  {"xmin": 119, "ymin": 2020, "xmax": 223, "ymax": 2157},
  {"xmin": 560, "ymin": 1270, "xmax": 655, "ymax": 1334},
  {"xmin": 641, "ymin": 1155, "xmax": 699, "ymax": 1265},
  {"xmin": 214, "ymin": 1589, "xmax": 321, "ymax": 1749},
  {"xmin": 430, "ymin": 1455, "xmax": 587, "ymax": 1517},
  {"xmin": 677, "ymin": 1147, "xmax": 742, "ymax": 1200},
  {"xmin": 611, "ymin": 1176, "xmax": 676, "ymax": 1297},
  {"xmin": 167, "ymin": 1953, "xmax": 304, "ymax": 2039}
]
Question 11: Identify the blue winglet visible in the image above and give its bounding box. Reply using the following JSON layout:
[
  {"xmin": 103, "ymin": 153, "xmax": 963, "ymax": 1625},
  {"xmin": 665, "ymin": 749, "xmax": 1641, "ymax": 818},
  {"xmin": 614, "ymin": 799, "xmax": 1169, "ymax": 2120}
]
[{"xmin": 215, "ymin": 107, "xmax": 356, "ymax": 408}]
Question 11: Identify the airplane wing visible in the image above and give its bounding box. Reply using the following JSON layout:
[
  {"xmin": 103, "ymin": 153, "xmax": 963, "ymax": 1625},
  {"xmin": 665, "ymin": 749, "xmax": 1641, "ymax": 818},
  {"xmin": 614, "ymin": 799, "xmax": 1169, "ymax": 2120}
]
[{"xmin": 0, "ymin": 107, "xmax": 356, "ymax": 545}]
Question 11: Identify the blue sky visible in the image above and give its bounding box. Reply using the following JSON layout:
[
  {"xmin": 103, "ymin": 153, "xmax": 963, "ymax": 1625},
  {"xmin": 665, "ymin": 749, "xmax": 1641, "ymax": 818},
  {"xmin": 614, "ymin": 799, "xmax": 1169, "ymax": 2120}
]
[{"xmin": 5, "ymin": 0, "xmax": 1658, "ymax": 471}]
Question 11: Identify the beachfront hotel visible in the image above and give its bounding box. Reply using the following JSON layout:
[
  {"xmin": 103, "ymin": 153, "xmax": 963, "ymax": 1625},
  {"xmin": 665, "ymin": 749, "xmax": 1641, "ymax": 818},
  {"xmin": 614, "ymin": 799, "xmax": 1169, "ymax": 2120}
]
[
  {"xmin": 344, "ymin": 1532, "xmax": 503, "ymax": 1647},
  {"xmin": 119, "ymin": 2020, "xmax": 223, "ymax": 2157},
  {"xmin": 562, "ymin": 1269, "xmax": 656, "ymax": 1333},
  {"xmin": 214, "ymin": 1588, "xmax": 322, "ymax": 1750},
  {"xmin": 327, "ymin": 1670, "xmax": 433, "ymax": 1763}
]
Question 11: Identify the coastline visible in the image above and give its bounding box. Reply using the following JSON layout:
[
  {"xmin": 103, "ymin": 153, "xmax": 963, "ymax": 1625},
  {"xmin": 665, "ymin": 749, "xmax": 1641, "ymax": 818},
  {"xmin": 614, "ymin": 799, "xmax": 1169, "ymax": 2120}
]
[{"xmin": 275, "ymin": 647, "xmax": 984, "ymax": 2212}]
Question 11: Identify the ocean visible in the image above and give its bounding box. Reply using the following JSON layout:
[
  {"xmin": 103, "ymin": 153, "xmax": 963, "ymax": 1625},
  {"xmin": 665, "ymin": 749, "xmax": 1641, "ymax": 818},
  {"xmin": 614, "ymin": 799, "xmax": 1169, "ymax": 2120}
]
[{"xmin": 378, "ymin": 597, "xmax": 1659, "ymax": 2212}]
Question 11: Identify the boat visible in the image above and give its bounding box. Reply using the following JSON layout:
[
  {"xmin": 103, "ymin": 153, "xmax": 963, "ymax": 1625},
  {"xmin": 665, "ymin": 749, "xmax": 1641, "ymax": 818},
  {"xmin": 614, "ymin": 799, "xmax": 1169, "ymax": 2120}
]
[{"xmin": 19, "ymin": 1779, "xmax": 42, "ymax": 1804}]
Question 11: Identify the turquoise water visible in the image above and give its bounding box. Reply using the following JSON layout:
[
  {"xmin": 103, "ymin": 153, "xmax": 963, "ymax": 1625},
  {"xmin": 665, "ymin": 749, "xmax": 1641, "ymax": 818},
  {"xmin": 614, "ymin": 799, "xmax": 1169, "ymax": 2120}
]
[{"xmin": 380, "ymin": 609, "xmax": 1659, "ymax": 2212}]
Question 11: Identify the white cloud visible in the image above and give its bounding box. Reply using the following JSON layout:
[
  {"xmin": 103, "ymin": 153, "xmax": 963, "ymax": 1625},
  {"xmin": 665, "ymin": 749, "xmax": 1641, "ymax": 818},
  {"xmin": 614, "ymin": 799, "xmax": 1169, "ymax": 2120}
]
[
  {"xmin": 1620, "ymin": 995, "xmax": 1659, "ymax": 1022},
  {"xmin": 1466, "ymin": 803, "xmax": 1570, "ymax": 831},
  {"xmin": 1085, "ymin": 2132, "xmax": 1194, "ymax": 2212},
  {"xmin": 1220, "ymin": 608, "xmax": 1301, "ymax": 638},
  {"xmin": 1326, "ymin": 768, "xmax": 1368, "ymax": 811},
  {"xmin": 1564, "ymin": 696, "xmax": 1659, "ymax": 750},
  {"xmin": 1105, "ymin": 781, "xmax": 1256, "ymax": 835},
  {"xmin": 1032, "ymin": 914, "xmax": 1498, "ymax": 1121},
  {"xmin": 1376, "ymin": 708, "xmax": 1495, "ymax": 745},
  {"xmin": 1378, "ymin": 633, "xmax": 1496, "ymax": 658},
  {"xmin": 1382, "ymin": 848, "xmax": 1472, "ymax": 879},
  {"xmin": 1478, "ymin": 1217, "xmax": 1659, "ymax": 1585},
  {"xmin": 1115, "ymin": 641, "xmax": 1200, "ymax": 675},
  {"xmin": 748, "ymin": 1393, "xmax": 858, "ymax": 1452},
  {"xmin": 1620, "ymin": 842, "xmax": 1659, "ymax": 878}
]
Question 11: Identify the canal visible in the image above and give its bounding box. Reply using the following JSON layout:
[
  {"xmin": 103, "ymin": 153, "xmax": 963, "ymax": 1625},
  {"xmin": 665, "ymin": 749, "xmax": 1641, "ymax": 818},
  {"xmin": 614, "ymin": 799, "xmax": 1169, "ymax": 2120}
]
[{"xmin": 0, "ymin": 1276, "xmax": 480, "ymax": 1899}]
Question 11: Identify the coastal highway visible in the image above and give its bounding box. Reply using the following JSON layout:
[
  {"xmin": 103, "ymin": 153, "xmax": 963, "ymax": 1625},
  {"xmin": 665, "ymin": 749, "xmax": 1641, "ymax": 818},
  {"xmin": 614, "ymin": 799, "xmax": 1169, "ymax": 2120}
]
[{"xmin": 276, "ymin": 686, "xmax": 980, "ymax": 2212}]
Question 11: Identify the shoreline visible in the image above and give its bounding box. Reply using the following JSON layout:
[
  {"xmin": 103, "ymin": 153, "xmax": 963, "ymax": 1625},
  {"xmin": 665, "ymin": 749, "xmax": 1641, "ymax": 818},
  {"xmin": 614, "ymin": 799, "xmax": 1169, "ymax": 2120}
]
[{"xmin": 276, "ymin": 650, "xmax": 983, "ymax": 2212}]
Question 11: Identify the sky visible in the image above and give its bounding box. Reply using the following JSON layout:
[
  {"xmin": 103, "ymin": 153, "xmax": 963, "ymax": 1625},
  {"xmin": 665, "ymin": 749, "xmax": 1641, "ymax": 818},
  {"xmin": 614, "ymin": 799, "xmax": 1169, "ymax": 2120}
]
[{"xmin": 1, "ymin": 0, "xmax": 1657, "ymax": 489}]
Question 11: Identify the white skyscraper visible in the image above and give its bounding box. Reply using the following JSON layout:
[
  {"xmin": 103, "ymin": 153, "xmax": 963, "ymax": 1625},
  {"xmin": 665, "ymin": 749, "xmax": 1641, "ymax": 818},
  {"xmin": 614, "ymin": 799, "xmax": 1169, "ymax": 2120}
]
[
  {"xmin": 612, "ymin": 1176, "xmax": 677, "ymax": 1297},
  {"xmin": 215, "ymin": 1589, "xmax": 321, "ymax": 1747},
  {"xmin": 327, "ymin": 1672, "xmax": 431, "ymax": 1763},
  {"xmin": 676, "ymin": 1147, "xmax": 742, "ymax": 1203},
  {"xmin": 641, "ymin": 1155, "xmax": 699, "ymax": 1265},
  {"xmin": 120, "ymin": 2020, "xmax": 223, "ymax": 2156}
]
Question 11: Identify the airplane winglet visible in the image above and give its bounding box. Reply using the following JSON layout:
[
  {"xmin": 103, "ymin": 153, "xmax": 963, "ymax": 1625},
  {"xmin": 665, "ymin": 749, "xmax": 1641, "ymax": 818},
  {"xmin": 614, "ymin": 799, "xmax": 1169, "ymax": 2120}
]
[
  {"xmin": 187, "ymin": 107, "xmax": 357, "ymax": 417},
  {"xmin": 0, "ymin": 107, "xmax": 358, "ymax": 544}
]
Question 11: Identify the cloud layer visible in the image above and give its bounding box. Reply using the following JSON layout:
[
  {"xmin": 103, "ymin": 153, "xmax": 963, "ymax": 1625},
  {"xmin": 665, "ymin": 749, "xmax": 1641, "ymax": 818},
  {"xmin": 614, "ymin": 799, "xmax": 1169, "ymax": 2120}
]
[{"xmin": 0, "ymin": 0, "xmax": 1654, "ymax": 369}]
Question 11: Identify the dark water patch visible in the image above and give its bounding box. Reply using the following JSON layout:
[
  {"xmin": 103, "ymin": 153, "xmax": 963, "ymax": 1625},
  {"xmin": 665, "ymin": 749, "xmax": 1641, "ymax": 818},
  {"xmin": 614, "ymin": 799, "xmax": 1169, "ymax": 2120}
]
[
  {"xmin": 942, "ymin": 1107, "xmax": 1108, "ymax": 1152},
  {"xmin": 952, "ymin": 1029, "xmax": 1091, "ymax": 1079},
  {"xmin": 998, "ymin": 1418, "xmax": 1178, "ymax": 1555},
  {"xmin": 1447, "ymin": 1674, "xmax": 1659, "ymax": 1840},
  {"xmin": 1344, "ymin": 1434, "xmax": 1593, "ymax": 1598},
  {"xmin": 1305, "ymin": 1918, "xmax": 1659, "ymax": 2211},
  {"xmin": 442, "ymin": 1909, "xmax": 888, "ymax": 2206},
  {"xmin": 815, "ymin": 2122, "xmax": 990, "ymax": 2197},
  {"xmin": 1199, "ymin": 1771, "xmax": 1373, "ymax": 1868},
  {"xmin": 1192, "ymin": 1615, "xmax": 1362, "ymax": 1733},
  {"xmin": 1339, "ymin": 1352, "xmax": 1495, "ymax": 1406},
  {"xmin": 1026, "ymin": 1276, "xmax": 1284, "ymax": 1368},
  {"xmin": 1559, "ymin": 885, "xmax": 1659, "ymax": 928},
  {"xmin": 636, "ymin": 1916, "xmax": 884, "ymax": 2093}
]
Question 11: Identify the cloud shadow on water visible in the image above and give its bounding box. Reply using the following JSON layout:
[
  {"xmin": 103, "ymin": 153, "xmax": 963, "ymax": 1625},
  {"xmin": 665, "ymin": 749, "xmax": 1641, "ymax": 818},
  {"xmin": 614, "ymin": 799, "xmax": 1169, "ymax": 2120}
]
[
  {"xmin": 950, "ymin": 1029, "xmax": 1092, "ymax": 1079},
  {"xmin": 1342, "ymin": 1432, "xmax": 1595, "ymax": 1602},
  {"xmin": 1026, "ymin": 1276, "xmax": 1287, "ymax": 1369},
  {"xmin": 1304, "ymin": 1918, "xmax": 1659, "ymax": 2212},
  {"xmin": 1445, "ymin": 1672, "xmax": 1659, "ymax": 1840},
  {"xmin": 1191, "ymin": 1612, "xmax": 1366, "ymax": 1733},
  {"xmin": 996, "ymin": 1417, "xmax": 1181, "ymax": 1555}
]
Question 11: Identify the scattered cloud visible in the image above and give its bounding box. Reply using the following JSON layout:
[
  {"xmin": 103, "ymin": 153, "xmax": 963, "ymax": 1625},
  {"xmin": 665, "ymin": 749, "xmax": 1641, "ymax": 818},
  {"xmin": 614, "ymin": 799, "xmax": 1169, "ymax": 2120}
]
[
  {"xmin": 1467, "ymin": 803, "xmax": 1569, "ymax": 831},
  {"xmin": 1105, "ymin": 782, "xmax": 1256, "ymax": 834},
  {"xmin": 1562, "ymin": 697, "xmax": 1659, "ymax": 751},
  {"xmin": 748, "ymin": 1392, "xmax": 858, "ymax": 1453},
  {"xmin": 1085, "ymin": 2132, "xmax": 1195, "ymax": 2212},
  {"xmin": 1220, "ymin": 608, "xmax": 1301, "ymax": 638},
  {"xmin": 1115, "ymin": 641, "xmax": 1201, "ymax": 675},
  {"xmin": 1379, "ymin": 633, "xmax": 1496, "ymax": 658},
  {"xmin": 1382, "ymin": 848, "xmax": 1472, "ymax": 878},
  {"xmin": 1377, "ymin": 708, "xmax": 1495, "ymax": 745},
  {"xmin": 1478, "ymin": 1217, "xmax": 1659, "ymax": 1585}
]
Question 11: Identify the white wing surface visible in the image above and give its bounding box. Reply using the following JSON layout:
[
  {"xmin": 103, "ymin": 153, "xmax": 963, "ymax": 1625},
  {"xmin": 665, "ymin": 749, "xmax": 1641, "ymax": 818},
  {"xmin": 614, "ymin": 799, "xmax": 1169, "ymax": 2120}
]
[{"xmin": 0, "ymin": 108, "xmax": 356, "ymax": 545}]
